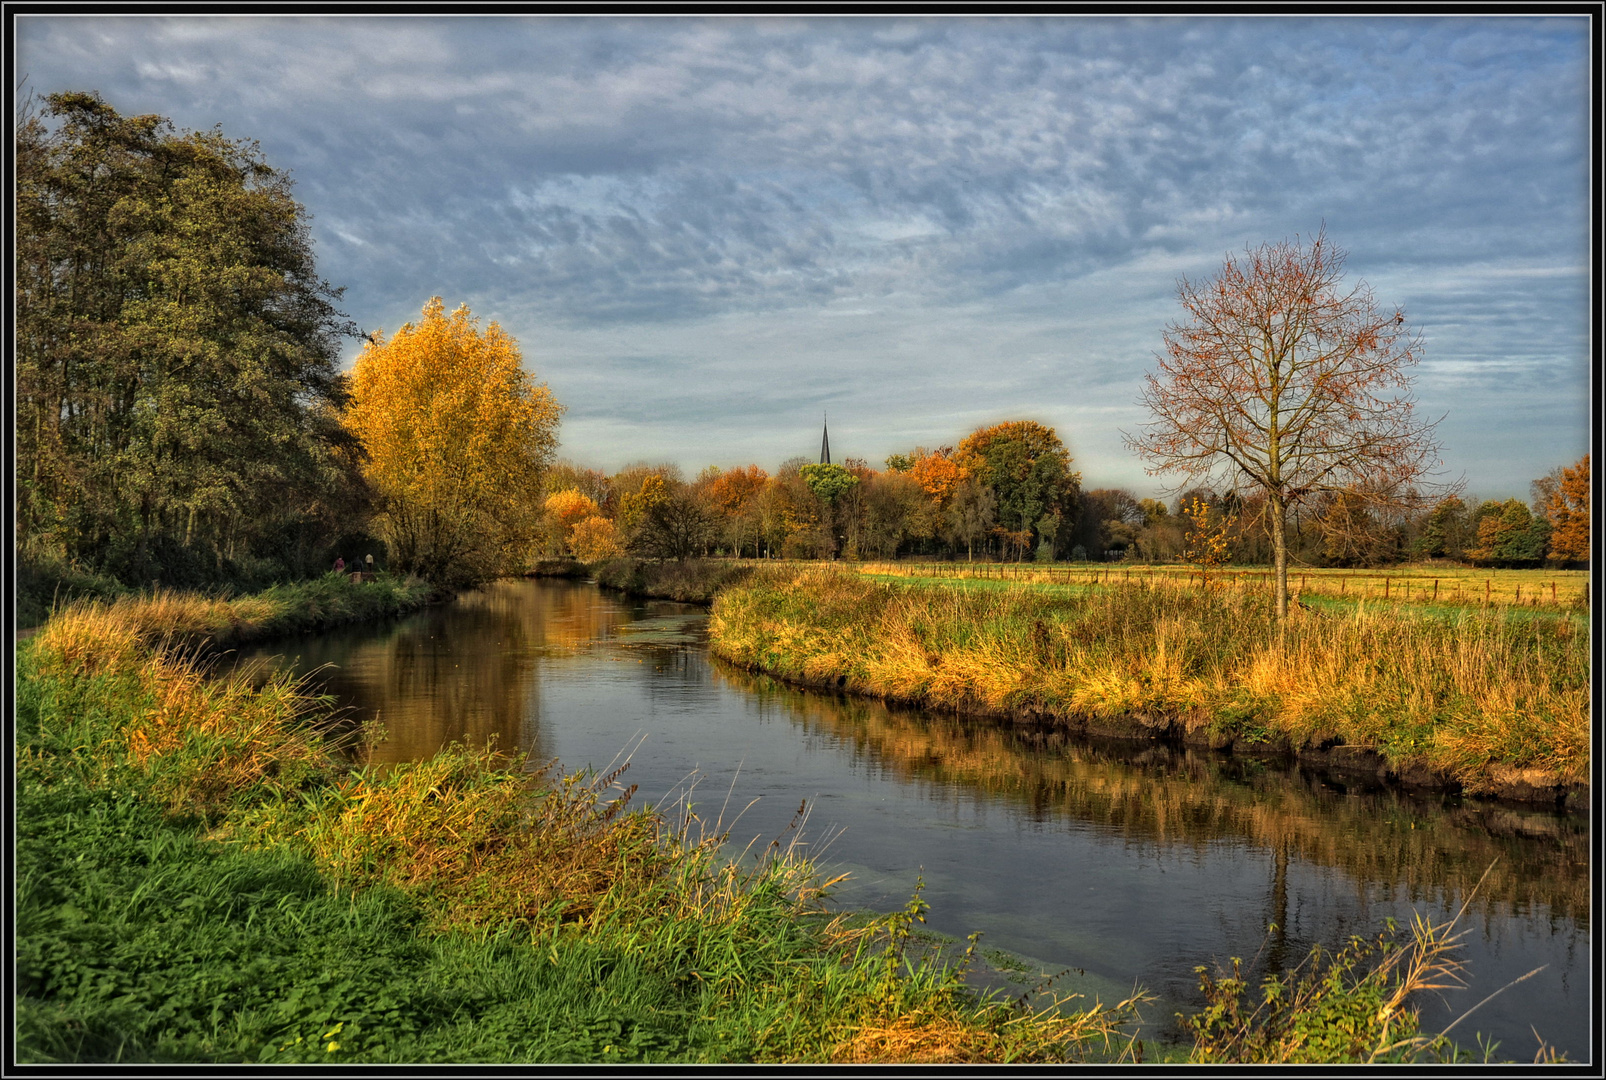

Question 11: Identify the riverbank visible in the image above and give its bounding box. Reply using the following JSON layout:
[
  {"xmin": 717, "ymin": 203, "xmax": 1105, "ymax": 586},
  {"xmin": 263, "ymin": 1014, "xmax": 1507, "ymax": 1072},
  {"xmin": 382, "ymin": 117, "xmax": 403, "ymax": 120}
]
[
  {"xmin": 708, "ymin": 567, "xmax": 1589, "ymax": 811},
  {"xmin": 21, "ymin": 571, "xmax": 440, "ymax": 653},
  {"xmin": 15, "ymin": 591, "xmax": 1155, "ymax": 1065}
]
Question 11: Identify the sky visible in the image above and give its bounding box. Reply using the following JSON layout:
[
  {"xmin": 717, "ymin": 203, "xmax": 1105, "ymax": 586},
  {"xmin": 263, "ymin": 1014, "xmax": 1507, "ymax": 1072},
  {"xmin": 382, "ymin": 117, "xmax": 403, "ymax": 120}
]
[{"xmin": 15, "ymin": 14, "xmax": 1594, "ymax": 502}]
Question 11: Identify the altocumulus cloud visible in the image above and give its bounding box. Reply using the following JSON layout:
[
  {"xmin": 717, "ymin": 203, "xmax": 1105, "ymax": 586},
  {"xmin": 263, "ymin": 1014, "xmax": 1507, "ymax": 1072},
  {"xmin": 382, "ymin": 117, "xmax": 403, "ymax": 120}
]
[{"xmin": 16, "ymin": 14, "xmax": 1591, "ymax": 496}]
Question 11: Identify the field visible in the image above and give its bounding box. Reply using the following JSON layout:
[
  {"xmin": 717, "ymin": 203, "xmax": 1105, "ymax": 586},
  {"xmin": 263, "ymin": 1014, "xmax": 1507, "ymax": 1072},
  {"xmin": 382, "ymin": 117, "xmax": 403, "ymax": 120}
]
[{"xmin": 853, "ymin": 561, "xmax": 1589, "ymax": 613}]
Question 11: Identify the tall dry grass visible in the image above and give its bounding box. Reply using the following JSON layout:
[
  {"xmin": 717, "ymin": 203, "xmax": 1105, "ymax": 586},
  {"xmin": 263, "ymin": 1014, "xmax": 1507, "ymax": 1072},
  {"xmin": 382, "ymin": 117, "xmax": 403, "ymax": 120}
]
[{"xmin": 710, "ymin": 568, "xmax": 1589, "ymax": 795}]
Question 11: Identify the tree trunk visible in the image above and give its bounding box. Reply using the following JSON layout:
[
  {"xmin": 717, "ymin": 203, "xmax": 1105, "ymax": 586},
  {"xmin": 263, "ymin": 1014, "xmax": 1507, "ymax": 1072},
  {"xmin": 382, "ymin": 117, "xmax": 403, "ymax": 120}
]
[{"xmin": 1271, "ymin": 492, "xmax": 1289, "ymax": 622}]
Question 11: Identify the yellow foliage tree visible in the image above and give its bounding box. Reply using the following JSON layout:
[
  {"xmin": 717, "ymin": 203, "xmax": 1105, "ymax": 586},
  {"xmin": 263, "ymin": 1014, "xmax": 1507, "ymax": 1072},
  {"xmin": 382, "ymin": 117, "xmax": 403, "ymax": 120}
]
[
  {"xmin": 545, "ymin": 490, "xmax": 600, "ymax": 538},
  {"xmin": 344, "ymin": 298, "xmax": 562, "ymax": 585},
  {"xmin": 569, "ymin": 515, "xmax": 623, "ymax": 562}
]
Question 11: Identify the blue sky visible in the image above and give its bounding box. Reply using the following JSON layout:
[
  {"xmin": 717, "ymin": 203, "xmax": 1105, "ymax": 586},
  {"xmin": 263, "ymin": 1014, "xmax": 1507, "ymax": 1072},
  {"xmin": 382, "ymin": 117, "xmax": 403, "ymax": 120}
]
[{"xmin": 16, "ymin": 14, "xmax": 1592, "ymax": 501}]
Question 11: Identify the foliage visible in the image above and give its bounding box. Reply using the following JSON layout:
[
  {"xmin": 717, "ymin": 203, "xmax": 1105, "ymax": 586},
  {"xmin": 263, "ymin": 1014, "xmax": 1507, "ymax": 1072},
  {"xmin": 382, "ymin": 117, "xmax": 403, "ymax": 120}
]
[
  {"xmin": 631, "ymin": 483, "xmax": 718, "ymax": 562},
  {"xmin": 544, "ymin": 489, "xmax": 601, "ymax": 556},
  {"xmin": 942, "ymin": 480, "xmax": 997, "ymax": 561},
  {"xmin": 1536, "ymin": 455, "xmax": 1588, "ymax": 563},
  {"xmin": 800, "ymin": 463, "xmax": 861, "ymax": 504},
  {"xmin": 1466, "ymin": 500, "xmax": 1549, "ymax": 567},
  {"xmin": 615, "ymin": 473, "xmax": 671, "ymax": 544},
  {"xmin": 1185, "ymin": 912, "xmax": 1473, "ymax": 1064},
  {"xmin": 569, "ymin": 516, "xmax": 624, "ymax": 562},
  {"xmin": 344, "ymin": 298, "xmax": 562, "ymax": 587},
  {"xmin": 1127, "ymin": 227, "xmax": 1452, "ymax": 618},
  {"xmin": 1180, "ymin": 496, "xmax": 1235, "ymax": 578},
  {"xmin": 15, "ymin": 90, "xmax": 360, "ymax": 587},
  {"xmin": 956, "ymin": 422, "xmax": 1079, "ymax": 556},
  {"xmin": 1412, "ymin": 496, "xmax": 1471, "ymax": 560}
]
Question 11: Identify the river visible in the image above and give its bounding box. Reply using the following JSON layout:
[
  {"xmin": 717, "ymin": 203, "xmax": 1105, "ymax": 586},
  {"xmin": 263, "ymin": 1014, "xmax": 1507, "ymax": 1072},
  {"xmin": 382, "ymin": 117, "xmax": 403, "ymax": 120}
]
[{"xmin": 227, "ymin": 577, "xmax": 1591, "ymax": 1060}]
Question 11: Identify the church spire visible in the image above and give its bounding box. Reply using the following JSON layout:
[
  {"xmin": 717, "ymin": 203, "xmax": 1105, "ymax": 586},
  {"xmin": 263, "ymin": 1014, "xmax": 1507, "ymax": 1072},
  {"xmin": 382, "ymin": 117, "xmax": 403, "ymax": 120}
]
[{"xmin": 820, "ymin": 413, "xmax": 831, "ymax": 465}]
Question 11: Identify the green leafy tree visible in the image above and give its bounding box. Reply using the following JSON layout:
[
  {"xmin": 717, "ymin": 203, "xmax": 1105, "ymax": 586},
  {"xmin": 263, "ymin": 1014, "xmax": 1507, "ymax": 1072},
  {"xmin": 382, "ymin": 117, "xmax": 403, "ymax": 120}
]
[
  {"xmin": 1468, "ymin": 499, "xmax": 1549, "ymax": 566},
  {"xmin": 1411, "ymin": 496, "xmax": 1470, "ymax": 560},
  {"xmin": 16, "ymin": 91, "xmax": 356, "ymax": 585},
  {"xmin": 956, "ymin": 421, "xmax": 1080, "ymax": 558}
]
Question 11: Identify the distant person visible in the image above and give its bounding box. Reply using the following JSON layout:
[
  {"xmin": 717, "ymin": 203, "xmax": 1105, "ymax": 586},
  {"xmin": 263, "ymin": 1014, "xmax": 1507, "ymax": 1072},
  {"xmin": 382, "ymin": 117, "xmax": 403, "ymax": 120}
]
[
  {"xmin": 334, "ymin": 556, "xmax": 345, "ymax": 573},
  {"xmin": 365, "ymin": 554, "xmax": 374, "ymax": 573}
]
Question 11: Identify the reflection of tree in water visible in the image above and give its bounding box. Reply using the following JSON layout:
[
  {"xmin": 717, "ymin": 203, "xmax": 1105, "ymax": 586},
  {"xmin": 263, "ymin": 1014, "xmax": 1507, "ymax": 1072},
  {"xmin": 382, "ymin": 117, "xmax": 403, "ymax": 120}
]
[
  {"xmin": 234, "ymin": 580, "xmax": 635, "ymax": 767},
  {"xmin": 360, "ymin": 580, "xmax": 633, "ymax": 765},
  {"xmin": 713, "ymin": 663, "xmax": 1589, "ymax": 928}
]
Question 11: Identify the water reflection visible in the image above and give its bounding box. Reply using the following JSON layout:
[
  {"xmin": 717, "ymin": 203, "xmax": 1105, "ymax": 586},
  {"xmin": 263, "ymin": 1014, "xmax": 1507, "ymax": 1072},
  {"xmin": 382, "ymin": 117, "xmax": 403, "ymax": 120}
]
[
  {"xmin": 711, "ymin": 668, "xmax": 1590, "ymax": 930},
  {"xmin": 230, "ymin": 579, "xmax": 638, "ymax": 765},
  {"xmin": 225, "ymin": 579, "xmax": 1590, "ymax": 1060}
]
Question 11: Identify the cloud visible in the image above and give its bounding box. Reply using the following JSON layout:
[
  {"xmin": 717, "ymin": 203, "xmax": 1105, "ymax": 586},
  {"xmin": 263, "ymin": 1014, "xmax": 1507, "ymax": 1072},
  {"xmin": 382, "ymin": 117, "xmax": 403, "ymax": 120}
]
[{"xmin": 15, "ymin": 14, "xmax": 1590, "ymax": 498}]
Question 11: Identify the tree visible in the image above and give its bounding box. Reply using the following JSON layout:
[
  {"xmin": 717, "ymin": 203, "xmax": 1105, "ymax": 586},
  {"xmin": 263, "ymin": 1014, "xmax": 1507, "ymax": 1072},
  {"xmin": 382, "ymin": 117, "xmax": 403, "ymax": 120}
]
[
  {"xmin": 1181, "ymin": 495, "xmax": 1235, "ymax": 580},
  {"xmin": 943, "ymin": 479, "xmax": 997, "ymax": 561},
  {"xmin": 569, "ymin": 516, "xmax": 623, "ymax": 562},
  {"xmin": 1126, "ymin": 228, "xmax": 1451, "ymax": 620},
  {"xmin": 1411, "ymin": 495, "xmax": 1470, "ymax": 560},
  {"xmin": 705, "ymin": 464, "xmax": 769, "ymax": 557},
  {"xmin": 16, "ymin": 90, "xmax": 357, "ymax": 585},
  {"xmin": 1467, "ymin": 499, "xmax": 1549, "ymax": 567},
  {"xmin": 1312, "ymin": 488, "xmax": 1399, "ymax": 568},
  {"xmin": 344, "ymin": 298, "xmax": 562, "ymax": 586},
  {"xmin": 1536, "ymin": 455, "xmax": 1589, "ymax": 563},
  {"xmin": 956, "ymin": 421, "xmax": 1080, "ymax": 558},
  {"xmin": 544, "ymin": 490, "xmax": 601, "ymax": 556},
  {"xmin": 633, "ymin": 482, "xmax": 717, "ymax": 562}
]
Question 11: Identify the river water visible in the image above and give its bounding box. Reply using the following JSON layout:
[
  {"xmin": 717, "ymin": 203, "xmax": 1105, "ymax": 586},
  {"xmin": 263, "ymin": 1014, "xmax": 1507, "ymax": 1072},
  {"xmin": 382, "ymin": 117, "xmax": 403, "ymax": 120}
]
[{"xmin": 227, "ymin": 578, "xmax": 1591, "ymax": 1060}]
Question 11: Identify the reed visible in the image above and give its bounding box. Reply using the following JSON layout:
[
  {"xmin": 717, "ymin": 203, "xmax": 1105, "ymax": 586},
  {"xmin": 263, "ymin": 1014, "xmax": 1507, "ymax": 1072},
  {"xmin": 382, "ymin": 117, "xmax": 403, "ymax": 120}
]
[{"xmin": 709, "ymin": 568, "xmax": 1589, "ymax": 796}]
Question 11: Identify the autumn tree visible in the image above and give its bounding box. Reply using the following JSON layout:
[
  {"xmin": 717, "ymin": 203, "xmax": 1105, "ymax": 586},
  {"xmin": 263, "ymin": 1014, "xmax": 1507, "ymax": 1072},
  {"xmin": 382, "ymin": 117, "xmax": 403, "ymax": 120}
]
[
  {"xmin": 569, "ymin": 516, "xmax": 623, "ymax": 562},
  {"xmin": 16, "ymin": 90, "xmax": 357, "ymax": 586},
  {"xmin": 1127, "ymin": 228, "xmax": 1451, "ymax": 619},
  {"xmin": 1535, "ymin": 455, "xmax": 1589, "ymax": 564},
  {"xmin": 544, "ymin": 461, "xmax": 611, "ymax": 509},
  {"xmin": 1411, "ymin": 495, "xmax": 1471, "ymax": 561},
  {"xmin": 544, "ymin": 489, "xmax": 601, "ymax": 556},
  {"xmin": 705, "ymin": 464, "xmax": 769, "ymax": 557},
  {"xmin": 956, "ymin": 421, "xmax": 1080, "ymax": 559},
  {"xmin": 344, "ymin": 298, "xmax": 562, "ymax": 586}
]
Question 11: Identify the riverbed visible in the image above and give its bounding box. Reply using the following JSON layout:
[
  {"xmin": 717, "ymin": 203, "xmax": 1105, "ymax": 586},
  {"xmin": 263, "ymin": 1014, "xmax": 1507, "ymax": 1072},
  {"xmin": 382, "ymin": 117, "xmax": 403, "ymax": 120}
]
[{"xmin": 227, "ymin": 577, "xmax": 1591, "ymax": 1060}]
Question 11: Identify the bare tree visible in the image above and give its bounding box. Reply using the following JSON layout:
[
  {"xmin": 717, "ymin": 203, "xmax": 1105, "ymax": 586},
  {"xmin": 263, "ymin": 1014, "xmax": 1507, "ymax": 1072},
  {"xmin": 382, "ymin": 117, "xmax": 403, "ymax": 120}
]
[{"xmin": 1125, "ymin": 228, "xmax": 1454, "ymax": 619}]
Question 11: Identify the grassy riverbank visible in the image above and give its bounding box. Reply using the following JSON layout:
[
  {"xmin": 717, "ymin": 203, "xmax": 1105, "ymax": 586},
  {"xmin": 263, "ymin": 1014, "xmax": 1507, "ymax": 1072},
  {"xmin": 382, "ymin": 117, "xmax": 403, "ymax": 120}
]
[
  {"xmin": 709, "ymin": 568, "xmax": 1588, "ymax": 805},
  {"xmin": 16, "ymin": 596, "xmax": 1154, "ymax": 1065},
  {"xmin": 17, "ymin": 571, "xmax": 437, "ymax": 646}
]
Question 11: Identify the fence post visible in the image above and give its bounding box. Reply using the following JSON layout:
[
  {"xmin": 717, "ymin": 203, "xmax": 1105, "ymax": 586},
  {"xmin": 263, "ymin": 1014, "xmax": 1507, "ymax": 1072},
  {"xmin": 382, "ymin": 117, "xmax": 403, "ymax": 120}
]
[{"xmin": 1432, "ymin": 579, "xmax": 1438, "ymax": 602}]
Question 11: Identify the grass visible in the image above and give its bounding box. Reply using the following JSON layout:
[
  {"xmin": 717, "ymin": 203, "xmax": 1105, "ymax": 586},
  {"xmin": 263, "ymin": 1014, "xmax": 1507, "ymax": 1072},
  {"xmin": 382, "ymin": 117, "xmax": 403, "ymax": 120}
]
[
  {"xmin": 709, "ymin": 566, "xmax": 1589, "ymax": 800},
  {"xmin": 16, "ymin": 595, "xmax": 1153, "ymax": 1064},
  {"xmin": 855, "ymin": 559, "xmax": 1590, "ymax": 613},
  {"xmin": 26, "ymin": 571, "xmax": 436, "ymax": 655}
]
